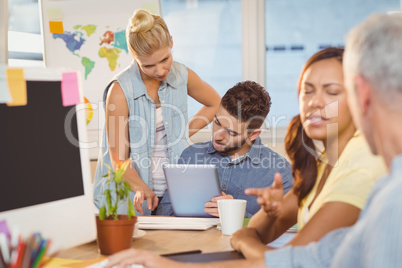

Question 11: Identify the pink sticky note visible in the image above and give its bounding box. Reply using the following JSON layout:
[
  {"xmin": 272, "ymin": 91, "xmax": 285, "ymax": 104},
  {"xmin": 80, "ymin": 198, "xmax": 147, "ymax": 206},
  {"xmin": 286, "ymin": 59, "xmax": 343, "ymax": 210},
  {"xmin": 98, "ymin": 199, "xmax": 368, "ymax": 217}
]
[{"xmin": 61, "ymin": 72, "xmax": 80, "ymax": 106}]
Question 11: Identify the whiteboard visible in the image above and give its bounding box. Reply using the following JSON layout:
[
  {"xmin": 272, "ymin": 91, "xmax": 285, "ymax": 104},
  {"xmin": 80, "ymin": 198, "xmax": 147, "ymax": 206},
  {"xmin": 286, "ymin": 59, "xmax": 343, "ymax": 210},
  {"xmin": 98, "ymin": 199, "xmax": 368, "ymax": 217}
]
[{"xmin": 40, "ymin": 0, "xmax": 161, "ymax": 159}]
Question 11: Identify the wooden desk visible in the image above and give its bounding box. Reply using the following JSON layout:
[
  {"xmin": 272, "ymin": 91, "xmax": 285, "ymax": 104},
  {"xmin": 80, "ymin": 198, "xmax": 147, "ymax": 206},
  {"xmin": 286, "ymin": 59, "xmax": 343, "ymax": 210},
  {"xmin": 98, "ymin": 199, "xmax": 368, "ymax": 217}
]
[{"xmin": 57, "ymin": 227, "xmax": 233, "ymax": 260}]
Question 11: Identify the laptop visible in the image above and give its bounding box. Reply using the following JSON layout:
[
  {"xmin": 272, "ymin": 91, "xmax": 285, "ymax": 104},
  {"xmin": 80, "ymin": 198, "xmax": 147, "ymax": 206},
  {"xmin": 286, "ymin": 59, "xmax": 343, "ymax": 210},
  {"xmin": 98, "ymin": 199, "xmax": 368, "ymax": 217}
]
[{"xmin": 163, "ymin": 164, "xmax": 222, "ymax": 217}]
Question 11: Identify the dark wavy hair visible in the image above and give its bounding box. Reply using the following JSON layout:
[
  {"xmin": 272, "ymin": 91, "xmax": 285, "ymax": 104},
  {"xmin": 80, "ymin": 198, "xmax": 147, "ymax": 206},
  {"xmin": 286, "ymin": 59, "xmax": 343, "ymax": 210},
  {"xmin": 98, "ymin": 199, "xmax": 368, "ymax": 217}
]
[
  {"xmin": 221, "ymin": 81, "xmax": 272, "ymax": 129},
  {"xmin": 286, "ymin": 47, "xmax": 344, "ymax": 206}
]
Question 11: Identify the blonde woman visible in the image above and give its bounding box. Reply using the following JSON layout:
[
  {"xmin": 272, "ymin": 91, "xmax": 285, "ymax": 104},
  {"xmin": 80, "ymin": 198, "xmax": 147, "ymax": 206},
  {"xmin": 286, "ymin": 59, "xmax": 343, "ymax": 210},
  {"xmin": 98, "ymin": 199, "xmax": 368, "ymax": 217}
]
[{"xmin": 94, "ymin": 9, "xmax": 221, "ymax": 216}]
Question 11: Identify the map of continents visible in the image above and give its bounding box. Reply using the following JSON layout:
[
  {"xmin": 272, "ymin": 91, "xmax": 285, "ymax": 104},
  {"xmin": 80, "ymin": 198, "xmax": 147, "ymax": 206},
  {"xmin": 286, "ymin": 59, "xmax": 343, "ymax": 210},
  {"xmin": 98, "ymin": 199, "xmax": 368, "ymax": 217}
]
[{"xmin": 53, "ymin": 24, "xmax": 129, "ymax": 80}]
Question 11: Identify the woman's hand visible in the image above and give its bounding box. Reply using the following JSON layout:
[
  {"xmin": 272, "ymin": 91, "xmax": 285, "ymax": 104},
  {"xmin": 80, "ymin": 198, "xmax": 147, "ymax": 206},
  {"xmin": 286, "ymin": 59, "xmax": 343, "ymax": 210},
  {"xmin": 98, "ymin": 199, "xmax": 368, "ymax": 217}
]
[
  {"xmin": 245, "ymin": 173, "xmax": 284, "ymax": 217},
  {"xmin": 133, "ymin": 184, "xmax": 159, "ymax": 214},
  {"xmin": 105, "ymin": 249, "xmax": 183, "ymax": 268},
  {"xmin": 230, "ymin": 227, "xmax": 261, "ymax": 252}
]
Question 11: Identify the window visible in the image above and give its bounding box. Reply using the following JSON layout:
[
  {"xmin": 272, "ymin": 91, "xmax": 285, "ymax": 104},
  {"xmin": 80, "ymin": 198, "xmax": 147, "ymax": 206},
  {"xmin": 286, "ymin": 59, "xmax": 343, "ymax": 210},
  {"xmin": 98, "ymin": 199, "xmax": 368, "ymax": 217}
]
[
  {"xmin": 265, "ymin": 0, "xmax": 401, "ymax": 127},
  {"xmin": 7, "ymin": 0, "xmax": 43, "ymax": 67},
  {"xmin": 161, "ymin": 0, "xmax": 242, "ymax": 119}
]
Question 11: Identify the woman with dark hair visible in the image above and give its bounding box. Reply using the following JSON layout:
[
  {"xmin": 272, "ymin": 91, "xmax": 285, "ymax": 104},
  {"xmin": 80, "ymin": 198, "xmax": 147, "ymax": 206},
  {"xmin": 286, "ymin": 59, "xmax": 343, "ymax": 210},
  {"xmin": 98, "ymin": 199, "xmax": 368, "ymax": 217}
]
[{"xmin": 229, "ymin": 47, "xmax": 387, "ymax": 259}]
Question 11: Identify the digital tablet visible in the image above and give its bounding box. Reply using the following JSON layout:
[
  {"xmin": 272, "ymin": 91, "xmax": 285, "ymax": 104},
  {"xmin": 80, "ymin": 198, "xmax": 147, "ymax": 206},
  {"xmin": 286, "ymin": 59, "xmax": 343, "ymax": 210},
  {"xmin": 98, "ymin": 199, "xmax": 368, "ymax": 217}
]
[{"xmin": 163, "ymin": 164, "xmax": 221, "ymax": 217}]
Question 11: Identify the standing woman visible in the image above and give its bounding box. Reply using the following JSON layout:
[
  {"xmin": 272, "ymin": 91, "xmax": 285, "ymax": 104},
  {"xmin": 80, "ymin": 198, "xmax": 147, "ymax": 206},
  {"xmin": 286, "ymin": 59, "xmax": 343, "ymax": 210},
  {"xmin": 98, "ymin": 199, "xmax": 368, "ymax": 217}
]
[
  {"xmin": 93, "ymin": 9, "xmax": 221, "ymax": 215},
  {"xmin": 229, "ymin": 47, "xmax": 387, "ymax": 258}
]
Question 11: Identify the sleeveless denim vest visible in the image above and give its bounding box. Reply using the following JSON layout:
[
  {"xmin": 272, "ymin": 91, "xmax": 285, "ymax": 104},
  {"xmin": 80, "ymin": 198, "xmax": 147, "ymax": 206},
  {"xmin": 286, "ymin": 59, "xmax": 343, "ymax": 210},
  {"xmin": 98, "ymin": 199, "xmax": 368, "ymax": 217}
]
[{"xmin": 93, "ymin": 61, "xmax": 189, "ymax": 215}]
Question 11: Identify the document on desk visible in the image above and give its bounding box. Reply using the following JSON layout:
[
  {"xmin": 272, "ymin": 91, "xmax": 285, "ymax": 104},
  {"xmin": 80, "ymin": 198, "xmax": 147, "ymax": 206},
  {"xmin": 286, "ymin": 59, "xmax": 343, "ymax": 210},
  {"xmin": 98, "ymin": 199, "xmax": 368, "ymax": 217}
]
[{"xmin": 137, "ymin": 216, "xmax": 221, "ymax": 230}]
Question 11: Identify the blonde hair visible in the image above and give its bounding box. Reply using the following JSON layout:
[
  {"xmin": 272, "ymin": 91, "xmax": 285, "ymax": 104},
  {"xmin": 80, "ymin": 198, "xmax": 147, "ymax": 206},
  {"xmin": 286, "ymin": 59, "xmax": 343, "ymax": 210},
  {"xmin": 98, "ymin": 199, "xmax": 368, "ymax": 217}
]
[{"xmin": 126, "ymin": 9, "xmax": 171, "ymax": 57}]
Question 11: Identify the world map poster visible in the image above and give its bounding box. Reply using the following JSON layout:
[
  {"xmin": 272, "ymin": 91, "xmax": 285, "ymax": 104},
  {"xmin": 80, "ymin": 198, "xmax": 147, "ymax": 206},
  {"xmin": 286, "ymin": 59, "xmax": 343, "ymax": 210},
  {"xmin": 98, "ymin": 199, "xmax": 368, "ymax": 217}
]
[
  {"xmin": 53, "ymin": 25, "xmax": 128, "ymax": 80},
  {"xmin": 41, "ymin": 0, "xmax": 160, "ymax": 159},
  {"xmin": 46, "ymin": 20, "xmax": 133, "ymax": 130}
]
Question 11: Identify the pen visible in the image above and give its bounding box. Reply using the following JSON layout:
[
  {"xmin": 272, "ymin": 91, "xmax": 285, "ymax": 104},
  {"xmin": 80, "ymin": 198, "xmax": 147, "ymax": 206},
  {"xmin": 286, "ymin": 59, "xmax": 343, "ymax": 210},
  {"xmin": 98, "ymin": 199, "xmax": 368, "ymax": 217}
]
[
  {"xmin": 21, "ymin": 238, "xmax": 32, "ymax": 268},
  {"xmin": 11, "ymin": 239, "xmax": 25, "ymax": 268},
  {"xmin": 30, "ymin": 233, "xmax": 42, "ymax": 267},
  {"xmin": 37, "ymin": 249, "xmax": 59, "ymax": 268},
  {"xmin": 10, "ymin": 233, "xmax": 21, "ymax": 268},
  {"xmin": 161, "ymin": 249, "xmax": 202, "ymax": 257},
  {"xmin": 0, "ymin": 248, "xmax": 6, "ymax": 268},
  {"xmin": 32, "ymin": 239, "xmax": 49, "ymax": 268},
  {"xmin": 37, "ymin": 239, "xmax": 51, "ymax": 268},
  {"xmin": 10, "ymin": 228, "xmax": 19, "ymax": 250},
  {"xmin": 0, "ymin": 233, "xmax": 10, "ymax": 265}
]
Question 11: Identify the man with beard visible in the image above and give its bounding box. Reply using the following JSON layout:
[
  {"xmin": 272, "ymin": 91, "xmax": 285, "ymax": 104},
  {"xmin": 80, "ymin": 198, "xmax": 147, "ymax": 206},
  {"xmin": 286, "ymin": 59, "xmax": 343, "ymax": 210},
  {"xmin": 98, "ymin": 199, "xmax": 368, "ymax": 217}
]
[{"xmin": 157, "ymin": 81, "xmax": 293, "ymax": 217}]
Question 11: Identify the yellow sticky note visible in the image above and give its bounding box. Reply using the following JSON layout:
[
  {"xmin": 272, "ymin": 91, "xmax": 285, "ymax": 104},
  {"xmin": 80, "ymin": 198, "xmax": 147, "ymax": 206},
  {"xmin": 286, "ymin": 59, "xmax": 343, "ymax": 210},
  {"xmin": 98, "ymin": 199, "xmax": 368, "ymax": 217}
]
[
  {"xmin": 42, "ymin": 257, "xmax": 106, "ymax": 268},
  {"xmin": 47, "ymin": 8, "xmax": 63, "ymax": 20},
  {"xmin": 49, "ymin": 21, "xmax": 64, "ymax": 34},
  {"xmin": 141, "ymin": 3, "xmax": 158, "ymax": 15},
  {"xmin": 6, "ymin": 68, "xmax": 27, "ymax": 107}
]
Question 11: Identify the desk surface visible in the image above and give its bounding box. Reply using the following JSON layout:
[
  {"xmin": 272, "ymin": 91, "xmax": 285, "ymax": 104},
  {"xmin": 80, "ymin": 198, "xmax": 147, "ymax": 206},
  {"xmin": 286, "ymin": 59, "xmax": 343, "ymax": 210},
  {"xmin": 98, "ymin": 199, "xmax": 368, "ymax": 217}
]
[{"xmin": 57, "ymin": 227, "xmax": 233, "ymax": 260}]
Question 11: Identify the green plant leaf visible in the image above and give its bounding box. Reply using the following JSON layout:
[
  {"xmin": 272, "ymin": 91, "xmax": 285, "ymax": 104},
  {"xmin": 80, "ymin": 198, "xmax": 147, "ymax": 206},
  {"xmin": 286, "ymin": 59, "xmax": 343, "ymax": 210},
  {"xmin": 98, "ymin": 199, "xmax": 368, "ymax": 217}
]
[
  {"xmin": 118, "ymin": 188, "xmax": 125, "ymax": 199},
  {"xmin": 104, "ymin": 189, "xmax": 112, "ymax": 209},
  {"xmin": 101, "ymin": 159, "xmax": 134, "ymax": 220},
  {"xmin": 110, "ymin": 205, "xmax": 116, "ymax": 214},
  {"xmin": 124, "ymin": 182, "xmax": 132, "ymax": 192},
  {"xmin": 104, "ymin": 163, "xmax": 112, "ymax": 171},
  {"xmin": 124, "ymin": 186, "xmax": 129, "ymax": 196},
  {"xmin": 114, "ymin": 171, "xmax": 123, "ymax": 184},
  {"xmin": 99, "ymin": 206, "xmax": 106, "ymax": 220},
  {"xmin": 128, "ymin": 198, "xmax": 135, "ymax": 219}
]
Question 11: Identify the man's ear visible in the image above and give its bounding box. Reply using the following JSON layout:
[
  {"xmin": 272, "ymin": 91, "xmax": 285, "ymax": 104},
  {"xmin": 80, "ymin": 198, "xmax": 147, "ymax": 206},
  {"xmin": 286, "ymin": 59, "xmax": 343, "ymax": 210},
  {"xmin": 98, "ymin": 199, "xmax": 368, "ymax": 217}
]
[
  {"xmin": 170, "ymin": 36, "xmax": 173, "ymax": 49},
  {"xmin": 248, "ymin": 129, "xmax": 262, "ymax": 142},
  {"xmin": 354, "ymin": 75, "xmax": 372, "ymax": 116}
]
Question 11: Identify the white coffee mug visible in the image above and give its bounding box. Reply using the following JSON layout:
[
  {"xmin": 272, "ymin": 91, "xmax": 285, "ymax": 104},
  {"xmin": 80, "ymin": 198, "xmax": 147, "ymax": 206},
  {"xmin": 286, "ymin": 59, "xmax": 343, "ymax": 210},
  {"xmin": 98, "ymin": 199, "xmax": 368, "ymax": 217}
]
[{"xmin": 217, "ymin": 199, "xmax": 247, "ymax": 235}]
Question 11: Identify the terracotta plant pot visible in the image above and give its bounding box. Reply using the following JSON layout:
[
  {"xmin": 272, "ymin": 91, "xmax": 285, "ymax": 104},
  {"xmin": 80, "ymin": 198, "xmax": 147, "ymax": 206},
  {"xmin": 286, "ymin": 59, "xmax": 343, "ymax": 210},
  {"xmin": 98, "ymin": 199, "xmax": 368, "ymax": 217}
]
[{"xmin": 96, "ymin": 215, "xmax": 137, "ymax": 255}]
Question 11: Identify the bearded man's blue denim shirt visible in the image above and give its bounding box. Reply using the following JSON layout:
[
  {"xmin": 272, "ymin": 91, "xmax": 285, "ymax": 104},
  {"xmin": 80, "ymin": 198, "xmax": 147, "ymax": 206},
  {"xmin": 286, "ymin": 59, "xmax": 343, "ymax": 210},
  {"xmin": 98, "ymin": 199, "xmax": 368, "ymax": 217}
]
[{"xmin": 156, "ymin": 136, "xmax": 293, "ymax": 218}]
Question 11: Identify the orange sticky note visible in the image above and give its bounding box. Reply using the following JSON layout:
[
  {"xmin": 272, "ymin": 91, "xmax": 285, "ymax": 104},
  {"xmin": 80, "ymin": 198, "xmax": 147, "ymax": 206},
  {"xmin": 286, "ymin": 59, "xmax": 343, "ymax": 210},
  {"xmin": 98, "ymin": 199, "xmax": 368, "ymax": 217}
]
[
  {"xmin": 6, "ymin": 68, "xmax": 27, "ymax": 106},
  {"xmin": 49, "ymin": 21, "xmax": 64, "ymax": 34},
  {"xmin": 61, "ymin": 72, "xmax": 80, "ymax": 106}
]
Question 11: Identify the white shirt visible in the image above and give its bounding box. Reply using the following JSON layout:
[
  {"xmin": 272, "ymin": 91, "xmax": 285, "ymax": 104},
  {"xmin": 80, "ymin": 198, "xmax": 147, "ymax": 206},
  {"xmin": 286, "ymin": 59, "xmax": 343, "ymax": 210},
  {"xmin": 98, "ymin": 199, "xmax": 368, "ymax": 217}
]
[{"xmin": 152, "ymin": 107, "xmax": 169, "ymax": 197}]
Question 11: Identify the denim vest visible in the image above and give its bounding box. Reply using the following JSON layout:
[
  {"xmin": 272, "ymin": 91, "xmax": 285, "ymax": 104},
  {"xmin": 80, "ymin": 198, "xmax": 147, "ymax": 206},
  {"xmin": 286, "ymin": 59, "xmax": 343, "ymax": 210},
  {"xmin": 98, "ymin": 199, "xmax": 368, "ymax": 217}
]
[{"xmin": 93, "ymin": 61, "xmax": 189, "ymax": 215}]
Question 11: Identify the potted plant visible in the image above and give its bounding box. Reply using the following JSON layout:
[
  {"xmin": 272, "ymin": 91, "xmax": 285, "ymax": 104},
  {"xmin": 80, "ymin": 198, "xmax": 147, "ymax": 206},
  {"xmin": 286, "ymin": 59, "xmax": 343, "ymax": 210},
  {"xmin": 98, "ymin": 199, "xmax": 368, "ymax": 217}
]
[{"xmin": 96, "ymin": 156, "xmax": 136, "ymax": 255}]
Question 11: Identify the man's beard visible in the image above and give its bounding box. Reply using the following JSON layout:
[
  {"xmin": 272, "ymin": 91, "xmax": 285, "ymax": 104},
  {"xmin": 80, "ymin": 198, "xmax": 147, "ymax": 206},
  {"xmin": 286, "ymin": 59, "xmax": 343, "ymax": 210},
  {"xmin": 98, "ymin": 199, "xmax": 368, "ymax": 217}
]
[{"xmin": 213, "ymin": 137, "xmax": 248, "ymax": 154}]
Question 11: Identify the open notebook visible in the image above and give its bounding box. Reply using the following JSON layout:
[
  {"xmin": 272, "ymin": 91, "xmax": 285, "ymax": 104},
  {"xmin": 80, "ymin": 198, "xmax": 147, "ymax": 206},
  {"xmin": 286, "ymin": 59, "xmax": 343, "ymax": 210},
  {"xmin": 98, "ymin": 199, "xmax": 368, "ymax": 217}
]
[{"xmin": 137, "ymin": 216, "xmax": 221, "ymax": 230}]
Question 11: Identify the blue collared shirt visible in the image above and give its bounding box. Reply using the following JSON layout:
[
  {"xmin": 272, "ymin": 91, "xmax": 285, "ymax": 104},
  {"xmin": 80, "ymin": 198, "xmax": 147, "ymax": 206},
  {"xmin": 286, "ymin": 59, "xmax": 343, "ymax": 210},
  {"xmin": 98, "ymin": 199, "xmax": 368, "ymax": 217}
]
[
  {"xmin": 265, "ymin": 154, "xmax": 402, "ymax": 268},
  {"xmin": 157, "ymin": 137, "xmax": 293, "ymax": 218}
]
